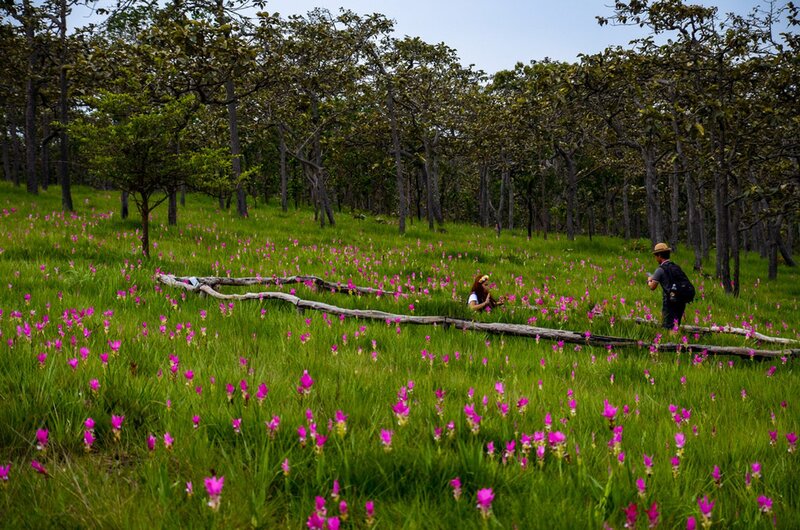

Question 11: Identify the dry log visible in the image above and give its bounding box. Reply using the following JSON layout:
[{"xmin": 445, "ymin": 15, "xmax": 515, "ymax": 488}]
[
  {"xmin": 627, "ymin": 317, "xmax": 798, "ymax": 345},
  {"xmin": 157, "ymin": 274, "xmax": 799, "ymax": 360},
  {"xmin": 179, "ymin": 275, "xmax": 386, "ymax": 296}
]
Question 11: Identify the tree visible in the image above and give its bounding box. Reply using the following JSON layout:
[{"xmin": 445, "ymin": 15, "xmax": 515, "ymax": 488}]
[{"xmin": 71, "ymin": 92, "xmax": 227, "ymax": 257}]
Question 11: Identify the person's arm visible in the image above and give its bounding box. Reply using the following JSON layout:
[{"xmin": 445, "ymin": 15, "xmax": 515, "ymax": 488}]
[
  {"xmin": 468, "ymin": 292, "xmax": 489, "ymax": 311},
  {"xmin": 647, "ymin": 269, "xmax": 661, "ymax": 291},
  {"xmin": 469, "ymin": 299, "xmax": 489, "ymax": 311}
]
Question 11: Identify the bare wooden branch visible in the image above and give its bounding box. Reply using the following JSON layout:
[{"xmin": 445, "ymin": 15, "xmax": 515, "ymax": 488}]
[
  {"xmin": 627, "ymin": 317, "xmax": 798, "ymax": 345},
  {"xmin": 157, "ymin": 274, "xmax": 799, "ymax": 360},
  {"xmin": 183, "ymin": 275, "xmax": 386, "ymax": 296}
]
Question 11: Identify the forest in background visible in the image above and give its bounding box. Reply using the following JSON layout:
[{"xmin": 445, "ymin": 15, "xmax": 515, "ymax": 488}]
[{"xmin": 1, "ymin": 0, "xmax": 799, "ymax": 289}]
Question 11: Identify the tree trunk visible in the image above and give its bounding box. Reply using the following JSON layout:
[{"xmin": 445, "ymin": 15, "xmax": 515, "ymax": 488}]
[
  {"xmin": 41, "ymin": 117, "xmax": 50, "ymax": 190},
  {"xmin": 776, "ymin": 220, "xmax": 797, "ymax": 267},
  {"xmin": 526, "ymin": 180, "xmax": 534, "ymax": 239},
  {"xmin": 279, "ymin": 123, "xmax": 288, "ymax": 212},
  {"xmin": 121, "ymin": 191, "xmax": 129, "ymax": 219},
  {"xmin": 422, "ymin": 136, "xmax": 443, "ymax": 229},
  {"xmin": 540, "ymin": 170, "xmax": 548, "ymax": 241},
  {"xmin": 622, "ymin": 175, "xmax": 631, "ymax": 240},
  {"xmin": 713, "ymin": 134, "xmax": 731, "ymax": 292},
  {"xmin": 224, "ymin": 80, "xmax": 247, "ymax": 218},
  {"xmin": 386, "ymin": 84, "xmax": 406, "ymax": 234},
  {"xmin": 731, "ymin": 174, "xmax": 742, "ymax": 298},
  {"xmin": 59, "ymin": 0, "xmax": 73, "ymax": 212},
  {"xmin": 557, "ymin": 145, "xmax": 578, "ymax": 241},
  {"xmin": 310, "ymin": 96, "xmax": 334, "ymax": 227},
  {"xmin": 642, "ymin": 145, "xmax": 663, "ymax": 245},
  {"xmin": 168, "ymin": 188, "xmax": 177, "ymax": 226},
  {"xmin": 9, "ymin": 110, "xmax": 21, "ymax": 186},
  {"xmin": 479, "ymin": 163, "xmax": 489, "ymax": 227},
  {"xmin": 670, "ymin": 158, "xmax": 680, "ymax": 249},
  {"xmin": 768, "ymin": 219, "xmax": 778, "ymax": 280},
  {"xmin": 140, "ymin": 193, "xmax": 150, "ymax": 258},
  {"xmin": 1, "ymin": 124, "xmax": 10, "ymax": 182},
  {"xmin": 507, "ymin": 170, "xmax": 514, "ymax": 230},
  {"xmin": 423, "ymin": 138, "xmax": 435, "ymax": 230},
  {"xmin": 180, "ymin": 184, "xmax": 186, "ymax": 207},
  {"xmin": 23, "ymin": 0, "xmax": 38, "ymax": 195}
]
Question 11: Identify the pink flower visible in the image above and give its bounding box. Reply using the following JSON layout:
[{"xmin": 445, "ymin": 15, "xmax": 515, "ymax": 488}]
[
  {"xmin": 256, "ymin": 383, "xmax": 269, "ymax": 403},
  {"xmin": 365, "ymin": 500, "xmax": 375, "ymax": 525},
  {"xmin": 331, "ymin": 479, "xmax": 340, "ymax": 500},
  {"xmin": 83, "ymin": 430, "xmax": 94, "ymax": 451},
  {"xmin": 334, "ymin": 410, "xmax": 347, "ymax": 436},
  {"xmin": 643, "ymin": 454, "xmax": 654, "ymax": 475},
  {"xmin": 89, "ymin": 379, "xmax": 100, "ymax": 392},
  {"xmin": 204, "ymin": 475, "xmax": 224, "ymax": 511},
  {"xmin": 298, "ymin": 425, "xmax": 308, "ymax": 446},
  {"xmin": 307, "ymin": 512, "xmax": 325, "ymax": 530},
  {"xmin": 185, "ymin": 481, "xmax": 193, "ymax": 496},
  {"xmin": 281, "ymin": 458, "xmax": 290, "ymax": 476},
  {"xmin": 636, "ymin": 477, "xmax": 646, "ymax": 497},
  {"xmin": 147, "ymin": 434, "xmax": 156, "ymax": 452},
  {"xmin": 85, "ymin": 417, "xmax": 95, "ymax": 431},
  {"xmin": 232, "ymin": 418, "xmax": 242, "ymax": 434},
  {"xmin": 450, "ymin": 477, "xmax": 462, "ymax": 500},
  {"xmin": 602, "ymin": 399, "xmax": 617, "ymax": 423},
  {"xmin": 0, "ymin": 464, "xmax": 10, "ymax": 482},
  {"xmin": 35, "ymin": 429, "xmax": 48, "ymax": 451},
  {"xmin": 30, "ymin": 460, "xmax": 48, "ymax": 476},
  {"xmin": 391, "ymin": 400, "xmax": 410, "ymax": 425},
  {"xmin": 111, "ymin": 415, "xmax": 124, "ymax": 431},
  {"xmin": 788, "ymin": 432, "xmax": 798, "ymax": 452},
  {"xmin": 297, "ymin": 370, "xmax": 314, "ymax": 395},
  {"xmin": 476, "ymin": 488, "xmax": 494, "ymax": 519},
  {"xmin": 380, "ymin": 429, "xmax": 393, "ymax": 451},
  {"xmin": 326, "ymin": 517, "xmax": 340, "ymax": 530},
  {"xmin": 646, "ymin": 502, "xmax": 659, "ymax": 527},
  {"xmin": 266, "ymin": 416, "xmax": 280, "ymax": 438},
  {"xmin": 163, "ymin": 432, "xmax": 174, "ymax": 450},
  {"xmin": 687, "ymin": 516, "xmax": 697, "ymax": 530},
  {"xmin": 675, "ymin": 432, "xmax": 686, "ymax": 450},
  {"xmin": 192, "ymin": 415, "xmax": 201, "ymax": 429},
  {"xmin": 623, "ymin": 502, "xmax": 637, "ymax": 528},
  {"xmin": 697, "ymin": 495, "xmax": 714, "ymax": 520},
  {"xmin": 757, "ymin": 495, "xmax": 773, "ymax": 514},
  {"xmin": 751, "ymin": 461, "xmax": 761, "ymax": 479},
  {"xmin": 314, "ymin": 434, "xmax": 327, "ymax": 454}
]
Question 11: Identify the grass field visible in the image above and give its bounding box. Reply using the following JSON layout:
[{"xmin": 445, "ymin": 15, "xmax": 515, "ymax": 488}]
[{"xmin": 0, "ymin": 182, "xmax": 798, "ymax": 528}]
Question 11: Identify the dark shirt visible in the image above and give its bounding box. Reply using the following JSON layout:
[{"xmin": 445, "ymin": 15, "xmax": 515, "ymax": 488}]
[{"xmin": 651, "ymin": 260, "xmax": 671, "ymax": 302}]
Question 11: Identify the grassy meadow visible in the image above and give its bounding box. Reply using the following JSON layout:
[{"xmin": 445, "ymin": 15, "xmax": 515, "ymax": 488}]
[{"xmin": 0, "ymin": 182, "xmax": 798, "ymax": 529}]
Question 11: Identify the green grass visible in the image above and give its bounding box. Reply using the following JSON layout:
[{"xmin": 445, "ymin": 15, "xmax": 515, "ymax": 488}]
[{"xmin": 0, "ymin": 181, "xmax": 798, "ymax": 529}]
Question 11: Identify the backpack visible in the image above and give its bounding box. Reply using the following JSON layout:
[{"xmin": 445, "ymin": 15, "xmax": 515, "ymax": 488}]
[{"xmin": 660, "ymin": 261, "xmax": 695, "ymax": 304}]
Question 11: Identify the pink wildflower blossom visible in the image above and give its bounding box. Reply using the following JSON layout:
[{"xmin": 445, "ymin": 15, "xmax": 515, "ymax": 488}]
[{"xmin": 476, "ymin": 488, "xmax": 494, "ymax": 519}]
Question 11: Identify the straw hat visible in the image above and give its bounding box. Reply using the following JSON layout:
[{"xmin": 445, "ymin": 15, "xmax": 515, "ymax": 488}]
[{"xmin": 652, "ymin": 242, "xmax": 672, "ymax": 254}]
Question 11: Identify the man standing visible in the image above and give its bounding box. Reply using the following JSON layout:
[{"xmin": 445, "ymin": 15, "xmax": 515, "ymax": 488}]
[{"xmin": 647, "ymin": 243, "xmax": 692, "ymax": 330}]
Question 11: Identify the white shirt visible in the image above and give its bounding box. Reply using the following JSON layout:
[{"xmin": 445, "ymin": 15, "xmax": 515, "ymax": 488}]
[{"xmin": 467, "ymin": 292, "xmax": 479, "ymax": 305}]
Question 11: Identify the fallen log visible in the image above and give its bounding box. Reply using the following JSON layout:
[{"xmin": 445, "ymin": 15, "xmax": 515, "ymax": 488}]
[
  {"xmin": 177, "ymin": 275, "xmax": 387, "ymax": 296},
  {"xmin": 627, "ymin": 317, "xmax": 799, "ymax": 345},
  {"xmin": 157, "ymin": 274, "xmax": 799, "ymax": 360}
]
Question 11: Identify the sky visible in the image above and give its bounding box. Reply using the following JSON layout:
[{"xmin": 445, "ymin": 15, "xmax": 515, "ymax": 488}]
[
  {"xmin": 259, "ymin": 0, "xmax": 780, "ymax": 73},
  {"xmin": 67, "ymin": 0, "xmax": 785, "ymax": 74}
]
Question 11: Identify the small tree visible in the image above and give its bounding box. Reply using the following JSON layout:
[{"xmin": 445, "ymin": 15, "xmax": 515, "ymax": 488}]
[{"xmin": 71, "ymin": 91, "xmax": 228, "ymax": 257}]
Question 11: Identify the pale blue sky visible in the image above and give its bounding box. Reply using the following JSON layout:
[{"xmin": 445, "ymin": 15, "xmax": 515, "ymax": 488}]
[
  {"xmin": 69, "ymin": 0, "xmax": 785, "ymax": 73},
  {"xmin": 262, "ymin": 0, "xmax": 782, "ymax": 73}
]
